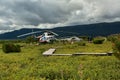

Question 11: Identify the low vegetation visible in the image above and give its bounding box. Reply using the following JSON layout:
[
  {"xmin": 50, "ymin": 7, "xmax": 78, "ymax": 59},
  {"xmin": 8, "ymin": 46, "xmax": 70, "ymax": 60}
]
[
  {"xmin": 107, "ymin": 34, "xmax": 120, "ymax": 43},
  {"xmin": 2, "ymin": 43, "xmax": 21, "ymax": 53},
  {"xmin": 55, "ymin": 41, "xmax": 112, "ymax": 54},
  {"xmin": 0, "ymin": 35, "xmax": 120, "ymax": 80},
  {"xmin": 77, "ymin": 41, "xmax": 86, "ymax": 46},
  {"xmin": 93, "ymin": 37, "xmax": 105, "ymax": 44},
  {"xmin": 110, "ymin": 34, "xmax": 120, "ymax": 60},
  {"xmin": 113, "ymin": 40, "xmax": 120, "ymax": 59},
  {"xmin": 25, "ymin": 36, "xmax": 37, "ymax": 43}
]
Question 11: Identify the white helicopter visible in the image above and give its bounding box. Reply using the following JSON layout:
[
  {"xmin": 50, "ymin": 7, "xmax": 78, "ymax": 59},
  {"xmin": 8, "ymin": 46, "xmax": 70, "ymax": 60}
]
[
  {"xmin": 17, "ymin": 30, "xmax": 58, "ymax": 43},
  {"xmin": 36, "ymin": 31, "xmax": 58, "ymax": 43}
]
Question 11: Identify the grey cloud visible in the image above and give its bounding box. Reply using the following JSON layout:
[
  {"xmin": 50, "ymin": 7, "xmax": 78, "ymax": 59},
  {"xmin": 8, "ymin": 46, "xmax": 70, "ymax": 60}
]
[
  {"xmin": 0, "ymin": 0, "xmax": 120, "ymax": 33},
  {"xmin": 0, "ymin": 24, "xmax": 14, "ymax": 30}
]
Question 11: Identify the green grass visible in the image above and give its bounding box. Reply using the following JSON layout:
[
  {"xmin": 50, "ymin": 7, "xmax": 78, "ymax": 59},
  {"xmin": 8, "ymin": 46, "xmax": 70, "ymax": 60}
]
[
  {"xmin": 55, "ymin": 41, "xmax": 112, "ymax": 54},
  {"xmin": 0, "ymin": 41, "xmax": 120, "ymax": 80}
]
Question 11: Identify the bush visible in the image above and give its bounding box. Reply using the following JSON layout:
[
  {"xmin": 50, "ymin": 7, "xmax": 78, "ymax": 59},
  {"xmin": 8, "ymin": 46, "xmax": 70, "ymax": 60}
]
[
  {"xmin": 25, "ymin": 36, "xmax": 37, "ymax": 43},
  {"xmin": 113, "ymin": 40, "xmax": 120, "ymax": 60},
  {"xmin": 107, "ymin": 34, "xmax": 120, "ymax": 43},
  {"xmin": 93, "ymin": 37, "xmax": 105, "ymax": 44},
  {"xmin": 77, "ymin": 41, "xmax": 86, "ymax": 46},
  {"xmin": 14, "ymin": 45, "xmax": 21, "ymax": 52},
  {"xmin": 2, "ymin": 43, "xmax": 21, "ymax": 53},
  {"xmin": 108, "ymin": 34, "xmax": 120, "ymax": 60},
  {"xmin": 79, "ymin": 36, "xmax": 89, "ymax": 41}
]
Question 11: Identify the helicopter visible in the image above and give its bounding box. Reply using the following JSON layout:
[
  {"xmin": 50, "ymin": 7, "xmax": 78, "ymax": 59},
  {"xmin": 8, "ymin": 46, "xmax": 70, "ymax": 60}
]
[
  {"xmin": 36, "ymin": 31, "xmax": 58, "ymax": 43},
  {"xmin": 17, "ymin": 30, "xmax": 58, "ymax": 43}
]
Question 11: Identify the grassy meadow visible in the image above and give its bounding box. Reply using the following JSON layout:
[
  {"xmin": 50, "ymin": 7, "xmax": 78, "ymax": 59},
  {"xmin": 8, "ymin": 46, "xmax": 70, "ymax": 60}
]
[
  {"xmin": 0, "ymin": 41, "xmax": 120, "ymax": 80},
  {"xmin": 55, "ymin": 41, "xmax": 112, "ymax": 54}
]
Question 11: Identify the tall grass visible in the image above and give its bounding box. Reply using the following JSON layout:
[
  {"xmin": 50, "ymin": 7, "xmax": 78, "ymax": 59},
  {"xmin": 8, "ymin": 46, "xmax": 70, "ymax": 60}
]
[
  {"xmin": 55, "ymin": 41, "xmax": 112, "ymax": 54},
  {"xmin": 0, "ymin": 42, "xmax": 120, "ymax": 80}
]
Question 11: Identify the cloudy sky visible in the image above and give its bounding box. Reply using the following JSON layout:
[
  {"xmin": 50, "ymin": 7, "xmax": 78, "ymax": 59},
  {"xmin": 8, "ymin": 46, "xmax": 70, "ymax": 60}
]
[{"xmin": 0, "ymin": 0, "xmax": 120, "ymax": 33}]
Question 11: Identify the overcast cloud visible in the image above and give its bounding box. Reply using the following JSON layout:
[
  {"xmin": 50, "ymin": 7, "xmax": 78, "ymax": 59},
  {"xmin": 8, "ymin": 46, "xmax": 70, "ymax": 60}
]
[{"xmin": 0, "ymin": 0, "xmax": 120, "ymax": 33}]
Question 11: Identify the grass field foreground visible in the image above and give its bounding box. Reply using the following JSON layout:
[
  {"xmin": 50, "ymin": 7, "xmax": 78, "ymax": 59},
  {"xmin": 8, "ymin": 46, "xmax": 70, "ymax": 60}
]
[{"xmin": 0, "ymin": 41, "xmax": 120, "ymax": 80}]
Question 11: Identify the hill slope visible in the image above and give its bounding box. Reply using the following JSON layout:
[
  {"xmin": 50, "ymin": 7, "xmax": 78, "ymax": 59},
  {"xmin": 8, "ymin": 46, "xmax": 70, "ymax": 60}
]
[{"xmin": 0, "ymin": 22, "xmax": 120, "ymax": 39}]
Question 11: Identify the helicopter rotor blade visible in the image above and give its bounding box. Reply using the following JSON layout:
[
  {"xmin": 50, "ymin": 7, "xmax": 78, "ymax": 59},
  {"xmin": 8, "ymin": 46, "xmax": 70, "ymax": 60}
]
[
  {"xmin": 17, "ymin": 31, "xmax": 43, "ymax": 38},
  {"xmin": 54, "ymin": 30, "xmax": 80, "ymax": 35},
  {"xmin": 49, "ymin": 31, "xmax": 59, "ymax": 36}
]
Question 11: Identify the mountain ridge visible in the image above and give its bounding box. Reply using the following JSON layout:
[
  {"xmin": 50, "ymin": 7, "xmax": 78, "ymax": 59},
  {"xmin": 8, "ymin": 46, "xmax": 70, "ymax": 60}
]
[{"xmin": 0, "ymin": 22, "xmax": 120, "ymax": 39}]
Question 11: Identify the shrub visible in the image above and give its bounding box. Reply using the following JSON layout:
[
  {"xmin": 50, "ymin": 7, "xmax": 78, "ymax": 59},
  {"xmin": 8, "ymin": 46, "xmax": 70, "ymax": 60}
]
[
  {"xmin": 25, "ymin": 36, "xmax": 37, "ymax": 43},
  {"xmin": 2, "ymin": 43, "xmax": 21, "ymax": 53},
  {"xmin": 113, "ymin": 40, "xmax": 120, "ymax": 60},
  {"xmin": 93, "ymin": 37, "xmax": 105, "ymax": 44},
  {"xmin": 14, "ymin": 45, "xmax": 21, "ymax": 52},
  {"xmin": 77, "ymin": 41, "xmax": 86, "ymax": 46},
  {"xmin": 79, "ymin": 36, "xmax": 89, "ymax": 41},
  {"xmin": 108, "ymin": 34, "xmax": 120, "ymax": 60},
  {"xmin": 107, "ymin": 34, "xmax": 120, "ymax": 43}
]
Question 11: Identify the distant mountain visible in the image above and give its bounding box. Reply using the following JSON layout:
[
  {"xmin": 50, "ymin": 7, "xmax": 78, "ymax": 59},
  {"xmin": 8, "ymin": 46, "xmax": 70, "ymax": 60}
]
[{"xmin": 0, "ymin": 22, "xmax": 120, "ymax": 39}]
